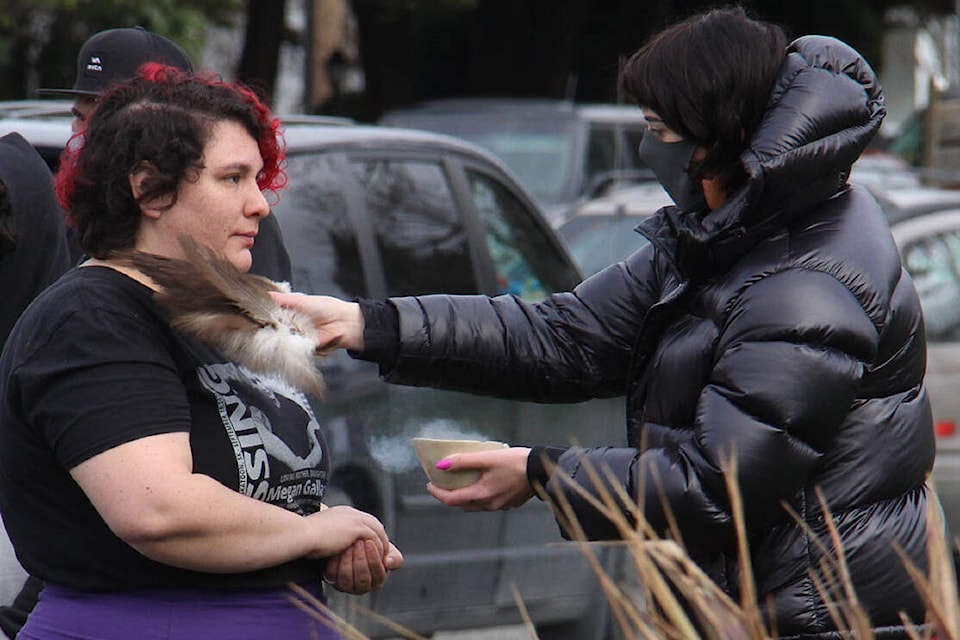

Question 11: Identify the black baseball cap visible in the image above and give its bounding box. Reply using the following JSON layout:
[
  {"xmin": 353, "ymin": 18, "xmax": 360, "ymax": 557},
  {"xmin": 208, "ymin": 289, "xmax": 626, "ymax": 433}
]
[{"xmin": 37, "ymin": 26, "xmax": 193, "ymax": 98}]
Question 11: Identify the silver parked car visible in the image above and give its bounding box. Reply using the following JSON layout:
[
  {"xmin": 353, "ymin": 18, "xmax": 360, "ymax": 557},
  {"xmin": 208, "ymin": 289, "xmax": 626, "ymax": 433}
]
[
  {"xmin": 557, "ymin": 182, "xmax": 670, "ymax": 277},
  {"xmin": 889, "ymin": 207, "xmax": 960, "ymax": 533}
]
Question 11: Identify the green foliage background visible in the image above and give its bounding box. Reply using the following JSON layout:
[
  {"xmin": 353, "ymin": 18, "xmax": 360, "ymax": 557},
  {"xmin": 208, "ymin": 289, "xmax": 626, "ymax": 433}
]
[{"xmin": 0, "ymin": 0, "xmax": 240, "ymax": 99}]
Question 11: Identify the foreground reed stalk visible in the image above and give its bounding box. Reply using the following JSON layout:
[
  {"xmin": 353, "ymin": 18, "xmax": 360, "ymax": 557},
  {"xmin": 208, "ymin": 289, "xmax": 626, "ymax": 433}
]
[{"xmin": 288, "ymin": 454, "xmax": 960, "ymax": 640}]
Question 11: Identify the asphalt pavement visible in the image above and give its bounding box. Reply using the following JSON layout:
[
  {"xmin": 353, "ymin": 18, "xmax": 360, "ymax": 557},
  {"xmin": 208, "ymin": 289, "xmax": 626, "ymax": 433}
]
[
  {"xmin": 434, "ymin": 628, "xmax": 528, "ymax": 639},
  {"xmin": 387, "ymin": 625, "xmax": 529, "ymax": 640}
]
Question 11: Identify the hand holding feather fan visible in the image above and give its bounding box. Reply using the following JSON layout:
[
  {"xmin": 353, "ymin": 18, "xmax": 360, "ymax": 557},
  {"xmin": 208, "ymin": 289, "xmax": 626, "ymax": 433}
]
[{"xmin": 117, "ymin": 236, "xmax": 326, "ymax": 398}]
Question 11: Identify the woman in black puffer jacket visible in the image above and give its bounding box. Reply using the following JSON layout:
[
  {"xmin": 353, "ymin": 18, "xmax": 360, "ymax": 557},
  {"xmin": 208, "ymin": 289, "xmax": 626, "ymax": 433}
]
[{"xmin": 278, "ymin": 7, "xmax": 935, "ymax": 637}]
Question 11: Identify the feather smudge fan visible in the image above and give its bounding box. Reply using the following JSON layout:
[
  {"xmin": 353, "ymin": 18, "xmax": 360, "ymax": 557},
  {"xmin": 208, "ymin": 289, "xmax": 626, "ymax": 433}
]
[{"xmin": 117, "ymin": 236, "xmax": 325, "ymax": 398}]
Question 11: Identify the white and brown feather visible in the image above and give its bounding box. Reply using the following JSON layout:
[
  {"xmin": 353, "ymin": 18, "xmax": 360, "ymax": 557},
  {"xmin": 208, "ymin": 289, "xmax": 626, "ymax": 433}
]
[{"xmin": 116, "ymin": 236, "xmax": 325, "ymax": 398}]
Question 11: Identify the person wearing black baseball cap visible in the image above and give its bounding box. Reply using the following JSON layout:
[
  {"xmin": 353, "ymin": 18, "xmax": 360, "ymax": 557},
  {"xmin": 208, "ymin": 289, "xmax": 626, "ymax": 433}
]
[
  {"xmin": 38, "ymin": 26, "xmax": 193, "ymax": 133},
  {"xmin": 34, "ymin": 26, "xmax": 293, "ymax": 283}
]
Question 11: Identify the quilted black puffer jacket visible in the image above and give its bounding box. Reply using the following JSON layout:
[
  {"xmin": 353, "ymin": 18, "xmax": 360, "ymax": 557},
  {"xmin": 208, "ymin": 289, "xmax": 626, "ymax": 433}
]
[{"xmin": 375, "ymin": 36, "xmax": 936, "ymax": 637}]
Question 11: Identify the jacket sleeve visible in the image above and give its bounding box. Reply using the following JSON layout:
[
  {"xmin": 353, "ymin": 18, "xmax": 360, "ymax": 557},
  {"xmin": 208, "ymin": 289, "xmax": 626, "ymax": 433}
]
[
  {"xmin": 378, "ymin": 247, "xmax": 663, "ymax": 402},
  {"xmin": 546, "ymin": 267, "xmax": 884, "ymax": 546}
]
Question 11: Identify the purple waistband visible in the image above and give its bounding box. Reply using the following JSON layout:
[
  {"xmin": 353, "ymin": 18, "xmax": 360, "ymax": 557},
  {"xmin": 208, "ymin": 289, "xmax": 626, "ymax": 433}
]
[{"xmin": 19, "ymin": 581, "xmax": 342, "ymax": 640}]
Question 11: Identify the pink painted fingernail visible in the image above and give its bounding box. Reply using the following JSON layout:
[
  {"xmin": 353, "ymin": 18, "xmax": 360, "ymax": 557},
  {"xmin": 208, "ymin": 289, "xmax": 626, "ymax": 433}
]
[{"xmin": 435, "ymin": 459, "xmax": 452, "ymax": 470}]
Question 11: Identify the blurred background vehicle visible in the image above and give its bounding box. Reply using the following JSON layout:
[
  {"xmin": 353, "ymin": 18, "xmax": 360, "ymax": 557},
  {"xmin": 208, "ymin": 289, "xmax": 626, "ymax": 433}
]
[
  {"xmin": 867, "ymin": 182, "xmax": 960, "ymax": 224},
  {"xmin": 889, "ymin": 206, "xmax": 960, "ymax": 538},
  {"xmin": 0, "ymin": 104, "xmax": 628, "ymax": 640},
  {"xmin": 0, "ymin": 101, "xmax": 74, "ymax": 120},
  {"xmin": 272, "ymin": 120, "xmax": 630, "ymax": 639},
  {"xmin": 556, "ymin": 182, "xmax": 669, "ymax": 278},
  {"xmin": 849, "ymin": 149, "xmax": 925, "ymax": 191},
  {"xmin": 380, "ymin": 98, "xmax": 653, "ymax": 227}
]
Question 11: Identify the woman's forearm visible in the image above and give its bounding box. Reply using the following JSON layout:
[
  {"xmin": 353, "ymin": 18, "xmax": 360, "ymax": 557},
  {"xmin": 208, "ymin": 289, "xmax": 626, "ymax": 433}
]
[
  {"xmin": 70, "ymin": 432, "xmax": 390, "ymax": 573},
  {"xmin": 119, "ymin": 475, "xmax": 384, "ymax": 572}
]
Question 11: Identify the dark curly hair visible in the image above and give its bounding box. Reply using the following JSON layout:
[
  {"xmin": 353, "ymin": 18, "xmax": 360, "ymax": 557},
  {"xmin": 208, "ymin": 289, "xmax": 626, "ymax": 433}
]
[
  {"xmin": 621, "ymin": 6, "xmax": 788, "ymax": 190},
  {"xmin": 55, "ymin": 63, "xmax": 287, "ymax": 259}
]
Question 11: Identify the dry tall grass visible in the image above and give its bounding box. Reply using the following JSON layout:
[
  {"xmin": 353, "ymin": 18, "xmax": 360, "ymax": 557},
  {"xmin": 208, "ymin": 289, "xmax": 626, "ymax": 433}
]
[{"xmin": 288, "ymin": 455, "xmax": 960, "ymax": 640}]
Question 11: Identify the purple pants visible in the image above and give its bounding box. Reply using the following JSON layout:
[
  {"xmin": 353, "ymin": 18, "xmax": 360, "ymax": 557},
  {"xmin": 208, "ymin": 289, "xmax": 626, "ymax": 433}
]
[{"xmin": 18, "ymin": 581, "xmax": 342, "ymax": 640}]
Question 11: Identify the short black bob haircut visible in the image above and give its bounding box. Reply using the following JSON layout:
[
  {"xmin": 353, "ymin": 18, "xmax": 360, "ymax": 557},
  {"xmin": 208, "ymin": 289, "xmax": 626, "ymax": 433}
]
[{"xmin": 621, "ymin": 6, "xmax": 788, "ymax": 190}]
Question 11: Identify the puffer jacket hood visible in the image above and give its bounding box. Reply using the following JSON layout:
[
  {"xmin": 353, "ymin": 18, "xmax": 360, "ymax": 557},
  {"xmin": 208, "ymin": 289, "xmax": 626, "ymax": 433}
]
[
  {"xmin": 652, "ymin": 35, "xmax": 886, "ymax": 275},
  {"xmin": 745, "ymin": 36, "xmax": 884, "ymax": 218},
  {"xmin": 376, "ymin": 36, "xmax": 934, "ymax": 638}
]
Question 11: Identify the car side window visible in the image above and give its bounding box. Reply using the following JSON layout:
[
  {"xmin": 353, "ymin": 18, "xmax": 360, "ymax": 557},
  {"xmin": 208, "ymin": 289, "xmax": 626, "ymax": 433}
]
[
  {"xmin": 349, "ymin": 159, "xmax": 478, "ymax": 296},
  {"xmin": 586, "ymin": 127, "xmax": 617, "ymax": 181},
  {"xmin": 466, "ymin": 169, "xmax": 573, "ymax": 301},
  {"xmin": 902, "ymin": 229, "xmax": 960, "ymax": 341},
  {"xmin": 623, "ymin": 126, "xmax": 647, "ymax": 171},
  {"xmin": 271, "ymin": 153, "xmax": 368, "ymax": 298}
]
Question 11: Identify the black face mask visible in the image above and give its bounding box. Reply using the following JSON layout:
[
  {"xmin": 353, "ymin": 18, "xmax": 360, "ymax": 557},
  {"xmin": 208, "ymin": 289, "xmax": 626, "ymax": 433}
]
[{"xmin": 638, "ymin": 134, "xmax": 708, "ymax": 213}]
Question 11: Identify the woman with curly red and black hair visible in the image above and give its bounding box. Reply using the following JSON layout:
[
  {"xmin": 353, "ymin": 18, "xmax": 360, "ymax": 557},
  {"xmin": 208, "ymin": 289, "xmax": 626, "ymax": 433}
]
[{"xmin": 0, "ymin": 64, "xmax": 401, "ymax": 640}]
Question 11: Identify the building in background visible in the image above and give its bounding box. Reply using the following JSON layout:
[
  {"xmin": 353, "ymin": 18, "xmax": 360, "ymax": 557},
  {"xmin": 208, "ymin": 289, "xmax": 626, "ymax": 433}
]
[
  {"xmin": 201, "ymin": 0, "xmax": 362, "ymax": 115},
  {"xmin": 878, "ymin": 6, "xmax": 959, "ymax": 137},
  {"xmin": 203, "ymin": 2, "xmax": 959, "ymax": 126}
]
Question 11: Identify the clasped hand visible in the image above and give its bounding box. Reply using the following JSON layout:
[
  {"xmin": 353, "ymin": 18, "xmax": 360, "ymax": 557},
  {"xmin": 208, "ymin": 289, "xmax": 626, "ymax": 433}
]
[{"xmin": 313, "ymin": 505, "xmax": 403, "ymax": 595}]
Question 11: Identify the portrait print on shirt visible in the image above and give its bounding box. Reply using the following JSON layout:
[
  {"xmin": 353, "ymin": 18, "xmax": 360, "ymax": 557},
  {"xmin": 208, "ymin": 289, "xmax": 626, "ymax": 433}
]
[{"xmin": 194, "ymin": 361, "xmax": 329, "ymax": 516}]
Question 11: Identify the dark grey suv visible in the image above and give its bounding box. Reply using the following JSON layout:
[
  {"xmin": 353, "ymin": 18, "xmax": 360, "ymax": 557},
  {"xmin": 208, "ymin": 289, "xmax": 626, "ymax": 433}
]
[
  {"xmin": 380, "ymin": 98, "xmax": 651, "ymax": 227},
  {"xmin": 1, "ymin": 105, "xmax": 625, "ymax": 639}
]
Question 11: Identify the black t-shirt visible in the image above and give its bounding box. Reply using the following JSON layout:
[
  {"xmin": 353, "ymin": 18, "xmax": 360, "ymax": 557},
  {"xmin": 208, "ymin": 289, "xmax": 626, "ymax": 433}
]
[{"xmin": 0, "ymin": 266, "xmax": 329, "ymax": 591}]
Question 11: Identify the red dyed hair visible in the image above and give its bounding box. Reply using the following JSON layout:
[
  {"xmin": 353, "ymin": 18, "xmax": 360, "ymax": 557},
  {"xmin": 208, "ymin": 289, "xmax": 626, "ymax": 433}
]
[{"xmin": 55, "ymin": 63, "xmax": 287, "ymax": 257}]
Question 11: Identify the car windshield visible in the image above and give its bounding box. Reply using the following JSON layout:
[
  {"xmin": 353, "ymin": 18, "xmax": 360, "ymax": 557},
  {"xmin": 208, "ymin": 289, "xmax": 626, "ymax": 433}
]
[
  {"xmin": 559, "ymin": 213, "xmax": 650, "ymax": 277},
  {"xmin": 394, "ymin": 115, "xmax": 578, "ymax": 204}
]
